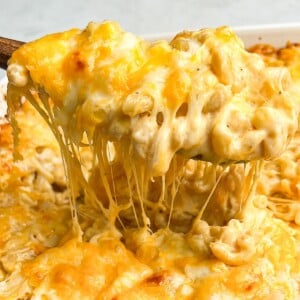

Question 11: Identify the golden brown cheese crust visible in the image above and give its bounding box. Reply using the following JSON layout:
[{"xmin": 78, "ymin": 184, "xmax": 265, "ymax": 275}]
[{"xmin": 22, "ymin": 239, "xmax": 153, "ymax": 299}]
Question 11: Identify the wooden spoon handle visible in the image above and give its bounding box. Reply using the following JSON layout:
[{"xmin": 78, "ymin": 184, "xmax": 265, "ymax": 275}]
[{"xmin": 0, "ymin": 37, "xmax": 25, "ymax": 70}]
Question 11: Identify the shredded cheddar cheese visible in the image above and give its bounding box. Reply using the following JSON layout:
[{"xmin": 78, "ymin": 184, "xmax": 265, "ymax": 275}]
[{"xmin": 1, "ymin": 21, "xmax": 300, "ymax": 299}]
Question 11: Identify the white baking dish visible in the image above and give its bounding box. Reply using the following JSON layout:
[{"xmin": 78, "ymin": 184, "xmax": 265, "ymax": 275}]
[{"xmin": 144, "ymin": 23, "xmax": 300, "ymax": 47}]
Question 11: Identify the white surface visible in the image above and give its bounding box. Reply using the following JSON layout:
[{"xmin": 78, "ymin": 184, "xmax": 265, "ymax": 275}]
[
  {"xmin": 2, "ymin": 0, "xmax": 300, "ymax": 40},
  {"xmin": 2, "ymin": 0, "xmax": 300, "ymax": 77}
]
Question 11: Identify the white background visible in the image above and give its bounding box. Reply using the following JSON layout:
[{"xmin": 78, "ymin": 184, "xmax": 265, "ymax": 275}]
[{"xmin": 1, "ymin": 0, "xmax": 300, "ymax": 76}]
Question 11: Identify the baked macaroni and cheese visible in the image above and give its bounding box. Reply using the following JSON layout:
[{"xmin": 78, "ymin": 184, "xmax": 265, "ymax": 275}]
[{"xmin": 0, "ymin": 21, "xmax": 300, "ymax": 299}]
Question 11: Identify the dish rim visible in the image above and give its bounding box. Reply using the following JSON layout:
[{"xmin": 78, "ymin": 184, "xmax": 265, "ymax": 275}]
[{"xmin": 143, "ymin": 22, "xmax": 300, "ymax": 47}]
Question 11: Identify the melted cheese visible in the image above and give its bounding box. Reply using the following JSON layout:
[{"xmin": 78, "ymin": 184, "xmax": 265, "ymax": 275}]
[
  {"xmin": 22, "ymin": 238, "xmax": 152, "ymax": 300},
  {"xmin": 7, "ymin": 22, "xmax": 299, "ymax": 175},
  {"xmin": 2, "ymin": 22, "xmax": 300, "ymax": 299}
]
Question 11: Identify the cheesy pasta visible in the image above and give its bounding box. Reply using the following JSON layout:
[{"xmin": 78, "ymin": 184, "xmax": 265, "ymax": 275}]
[{"xmin": 0, "ymin": 21, "xmax": 300, "ymax": 299}]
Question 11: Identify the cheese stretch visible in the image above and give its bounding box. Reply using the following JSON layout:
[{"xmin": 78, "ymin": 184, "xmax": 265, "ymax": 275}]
[{"xmin": 1, "ymin": 21, "xmax": 300, "ymax": 299}]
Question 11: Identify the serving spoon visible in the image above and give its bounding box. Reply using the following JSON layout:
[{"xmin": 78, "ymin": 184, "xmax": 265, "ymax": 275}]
[{"xmin": 0, "ymin": 37, "xmax": 24, "ymax": 70}]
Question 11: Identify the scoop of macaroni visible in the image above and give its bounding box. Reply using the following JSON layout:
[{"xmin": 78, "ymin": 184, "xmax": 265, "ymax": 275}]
[{"xmin": 7, "ymin": 21, "xmax": 300, "ymax": 176}]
